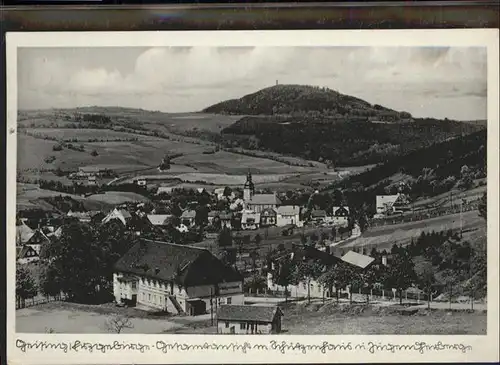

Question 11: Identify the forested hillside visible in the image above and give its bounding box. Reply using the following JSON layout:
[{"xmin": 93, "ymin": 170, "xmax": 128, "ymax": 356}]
[
  {"xmin": 221, "ymin": 116, "xmax": 482, "ymax": 166},
  {"xmin": 208, "ymin": 84, "xmax": 483, "ymax": 166},
  {"xmin": 330, "ymin": 130, "xmax": 487, "ymax": 203}
]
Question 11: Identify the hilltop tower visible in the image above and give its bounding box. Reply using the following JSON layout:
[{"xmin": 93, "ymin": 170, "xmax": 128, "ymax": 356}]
[{"xmin": 243, "ymin": 171, "xmax": 255, "ymax": 202}]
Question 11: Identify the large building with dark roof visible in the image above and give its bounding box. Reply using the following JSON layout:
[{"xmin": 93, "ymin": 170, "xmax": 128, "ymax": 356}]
[{"xmin": 113, "ymin": 239, "xmax": 244, "ymax": 316}]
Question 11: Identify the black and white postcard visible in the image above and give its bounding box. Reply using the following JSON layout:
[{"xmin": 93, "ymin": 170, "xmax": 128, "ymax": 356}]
[{"xmin": 6, "ymin": 29, "xmax": 500, "ymax": 364}]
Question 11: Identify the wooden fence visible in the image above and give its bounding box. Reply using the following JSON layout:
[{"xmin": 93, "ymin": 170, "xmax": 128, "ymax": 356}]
[
  {"xmin": 370, "ymin": 200, "xmax": 480, "ymax": 228},
  {"xmin": 16, "ymin": 294, "xmax": 67, "ymax": 310}
]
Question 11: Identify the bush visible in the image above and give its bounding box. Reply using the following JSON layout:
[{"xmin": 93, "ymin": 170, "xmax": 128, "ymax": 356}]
[{"xmin": 90, "ymin": 150, "xmax": 99, "ymax": 157}]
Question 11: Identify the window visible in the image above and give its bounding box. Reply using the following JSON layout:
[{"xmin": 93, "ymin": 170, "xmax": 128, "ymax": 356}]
[
  {"xmin": 148, "ymin": 294, "xmax": 151, "ymax": 301},
  {"xmin": 240, "ymin": 323, "xmax": 246, "ymax": 330},
  {"xmin": 225, "ymin": 322, "xmax": 230, "ymax": 328},
  {"xmin": 227, "ymin": 297, "xmax": 232, "ymax": 305}
]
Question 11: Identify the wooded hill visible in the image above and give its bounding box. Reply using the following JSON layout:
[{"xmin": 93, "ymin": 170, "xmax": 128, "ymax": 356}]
[
  {"xmin": 329, "ymin": 130, "xmax": 486, "ymax": 205},
  {"xmin": 206, "ymin": 84, "xmax": 484, "ymax": 166},
  {"xmin": 204, "ymin": 84, "xmax": 411, "ymax": 120}
]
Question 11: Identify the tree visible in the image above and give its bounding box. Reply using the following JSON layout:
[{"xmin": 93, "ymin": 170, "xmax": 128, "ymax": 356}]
[
  {"xmin": 195, "ymin": 205, "xmax": 209, "ymax": 227},
  {"xmin": 223, "ymin": 186, "xmax": 233, "ymax": 199},
  {"xmin": 219, "ymin": 248, "xmax": 237, "ymax": 266},
  {"xmin": 348, "ymin": 269, "xmax": 364, "ymax": 304},
  {"xmin": 40, "ymin": 221, "xmax": 110, "ymax": 303},
  {"xmin": 415, "ymin": 260, "xmax": 437, "ymax": 309},
  {"xmin": 270, "ymin": 255, "xmax": 294, "ymax": 302},
  {"xmin": 362, "ymin": 262, "xmax": 384, "ymax": 304},
  {"xmin": 16, "ymin": 266, "xmax": 38, "ymax": 308},
  {"xmin": 331, "ymin": 227, "xmax": 337, "ymax": 242},
  {"xmin": 249, "ymin": 250, "xmax": 259, "ymax": 273},
  {"xmin": 217, "ymin": 227, "xmax": 232, "ymax": 248},
  {"xmin": 292, "ymin": 260, "xmax": 324, "ymax": 303},
  {"xmin": 254, "ymin": 234, "xmax": 262, "ymax": 247},
  {"xmin": 478, "ymin": 192, "xmax": 487, "ymax": 220},
  {"xmin": 318, "ymin": 262, "xmax": 351, "ymax": 303},
  {"xmin": 105, "ymin": 314, "xmax": 134, "ymax": 333},
  {"xmin": 90, "ymin": 149, "xmax": 99, "ymax": 157},
  {"xmin": 385, "ymin": 249, "xmax": 417, "ymax": 304}
]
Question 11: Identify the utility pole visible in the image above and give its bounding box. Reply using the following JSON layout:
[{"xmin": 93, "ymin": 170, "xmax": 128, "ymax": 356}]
[
  {"xmin": 460, "ymin": 198, "xmax": 465, "ymax": 239},
  {"xmin": 210, "ymin": 287, "xmax": 213, "ymax": 326}
]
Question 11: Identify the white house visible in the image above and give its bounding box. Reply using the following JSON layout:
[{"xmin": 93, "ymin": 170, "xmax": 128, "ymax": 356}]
[
  {"xmin": 217, "ymin": 305, "xmax": 283, "ymax": 334},
  {"xmin": 276, "ymin": 205, "xmax": 302, "ymax": 227},
  {"xmin": 375, "ymin": 193, "xmax": 409, "ymax": 217},
  {"xmin": 241, "ymin": 210, "xmax": 261, "ymax": 230},
  {"xmin": 331, "ymin": 206, "xmax": 350, "ymax": 227},
  {"xmin": 17, "ymin": 245, "xmax": 40, "ymax": 265},
  {"xmin": 113, "ymin": 239, "xmax": 244, "ymax": 316},
  {"xmin": 180, "ymin": 210, "xmax": 196, "ymax": 227},
  {"xmin": 102, "ymin": 208, "xmax": 133, "ymax": 226},
  {"xmin": 157, "ymin": 186, "xmax": 174, "ymax": 195},
  {"xmin": 214, "ymin": 188, "xmax": 236, "ymax": 201},
  {"xmin": 67, "ymin": 210, "xmax": 91, "ymax": 223}
]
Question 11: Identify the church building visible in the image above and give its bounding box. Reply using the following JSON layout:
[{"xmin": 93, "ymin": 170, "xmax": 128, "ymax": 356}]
[{"xmin": 243, "ymin": 172, "xmax": 281, "ymax": 213}]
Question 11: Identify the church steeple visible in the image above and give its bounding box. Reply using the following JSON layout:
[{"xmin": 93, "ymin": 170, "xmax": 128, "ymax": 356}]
[{"xmin": 243, "ymin": 170, "xmax": 255, "ymax": 201}]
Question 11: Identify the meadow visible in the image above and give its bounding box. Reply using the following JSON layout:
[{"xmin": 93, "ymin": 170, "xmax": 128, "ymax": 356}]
[
  {"xmin": 336, "ymin": 210, "xmax": 486, "ymax": 252},
  {"xmin": 22, "ymin": 128, "xmax": 157, "ymax": 142},
  {"xmin": 17, "ymin": 301, "xmax": 486, "ymax": 335}
]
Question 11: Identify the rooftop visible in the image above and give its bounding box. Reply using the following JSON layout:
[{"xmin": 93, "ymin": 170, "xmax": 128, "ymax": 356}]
[
  {"xmin": 147, "ymin": 214, "xmax": 172, "ymax": 226},
  {"xmin": 341, "ymin": 250, "xmax": 375, "ymax": 269},
  {"xmin": 217, "ymin": 305, "xmax": 282, "ymax": 322},
  {"xmin": 114, "ymin": 239, "xmax": 243, "ymax": 287},
  {"xmin": 248, "ymin": 194, "xmax": 281, "ymax": 205},
  {"xmin": 276, "ymin": 205, "xmax": 300, "ymax": 216}
]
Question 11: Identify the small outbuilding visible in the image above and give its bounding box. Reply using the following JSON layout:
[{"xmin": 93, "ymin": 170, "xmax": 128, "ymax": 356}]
[{"xmin": 217, "ymin": 304, "xmax": 283, "ymax": 334}]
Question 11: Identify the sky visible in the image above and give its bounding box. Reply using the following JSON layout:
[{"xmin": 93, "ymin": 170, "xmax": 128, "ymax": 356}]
[{"xmin": 17, "ymin": 46, "xmax": 487, "ymax": 120}]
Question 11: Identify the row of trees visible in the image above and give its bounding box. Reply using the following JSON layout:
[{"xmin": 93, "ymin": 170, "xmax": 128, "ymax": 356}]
[{"xmin": 267, "ymin": 227, "xmax": 487, "ymax": 308}]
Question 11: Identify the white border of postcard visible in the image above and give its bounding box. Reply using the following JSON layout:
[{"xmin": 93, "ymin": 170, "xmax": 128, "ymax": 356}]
[{"xmin": 6, "ymin": 29, "xmax": 500, "ymax": 364}]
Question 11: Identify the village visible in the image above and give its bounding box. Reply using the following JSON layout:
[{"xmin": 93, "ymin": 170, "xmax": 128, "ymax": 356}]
[{"xmin": 15, "ymin": 164, "xmax": 487, "ymax": 335}]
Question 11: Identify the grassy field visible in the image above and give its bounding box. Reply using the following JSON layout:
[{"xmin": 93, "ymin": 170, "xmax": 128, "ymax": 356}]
[
  {"xmin": 16, "ymin": 301, "xmax": 486, "ymax": 335},
  {"xmin": 18, "ymin": 108, "xmax": 241, "ymax": 133},
  {"xmin": 337, "ymin": 210, "xmax": 486, "ymax": 252},
  {"xmin": 173, "ymin": 150, "xmax": 316, "ymax": 174},
  {"xmin": 281, "ymin": 305, "xmax": 487, "ymax": 335},
  {"xmin": 85, "ymin": 191, "xmax": 150, "ymax": 205},
  {"xmin": 23, "ymin": 128, "xmax": 158, "ymax": 141},
  {"xmin": 16, "ymin": 184, "xmax": 147, "ymax": 212}
]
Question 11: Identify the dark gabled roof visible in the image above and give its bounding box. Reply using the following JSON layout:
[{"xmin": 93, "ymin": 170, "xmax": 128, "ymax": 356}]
[
  {"xmin": 291, "ymin": 245, "xmax": 340, "ymax": 266},
  {"xmin": 217, "ymin": 305, "xmax": 282, "ymax": 322},
  {"xmin": 114, "ymin": 239, "xmax": 243, "ymax": 287}
]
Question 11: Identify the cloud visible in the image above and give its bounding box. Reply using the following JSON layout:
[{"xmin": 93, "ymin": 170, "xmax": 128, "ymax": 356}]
[{"xmin": 18, "ymin": 46, "xmax": 487, "ymax": 120}]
